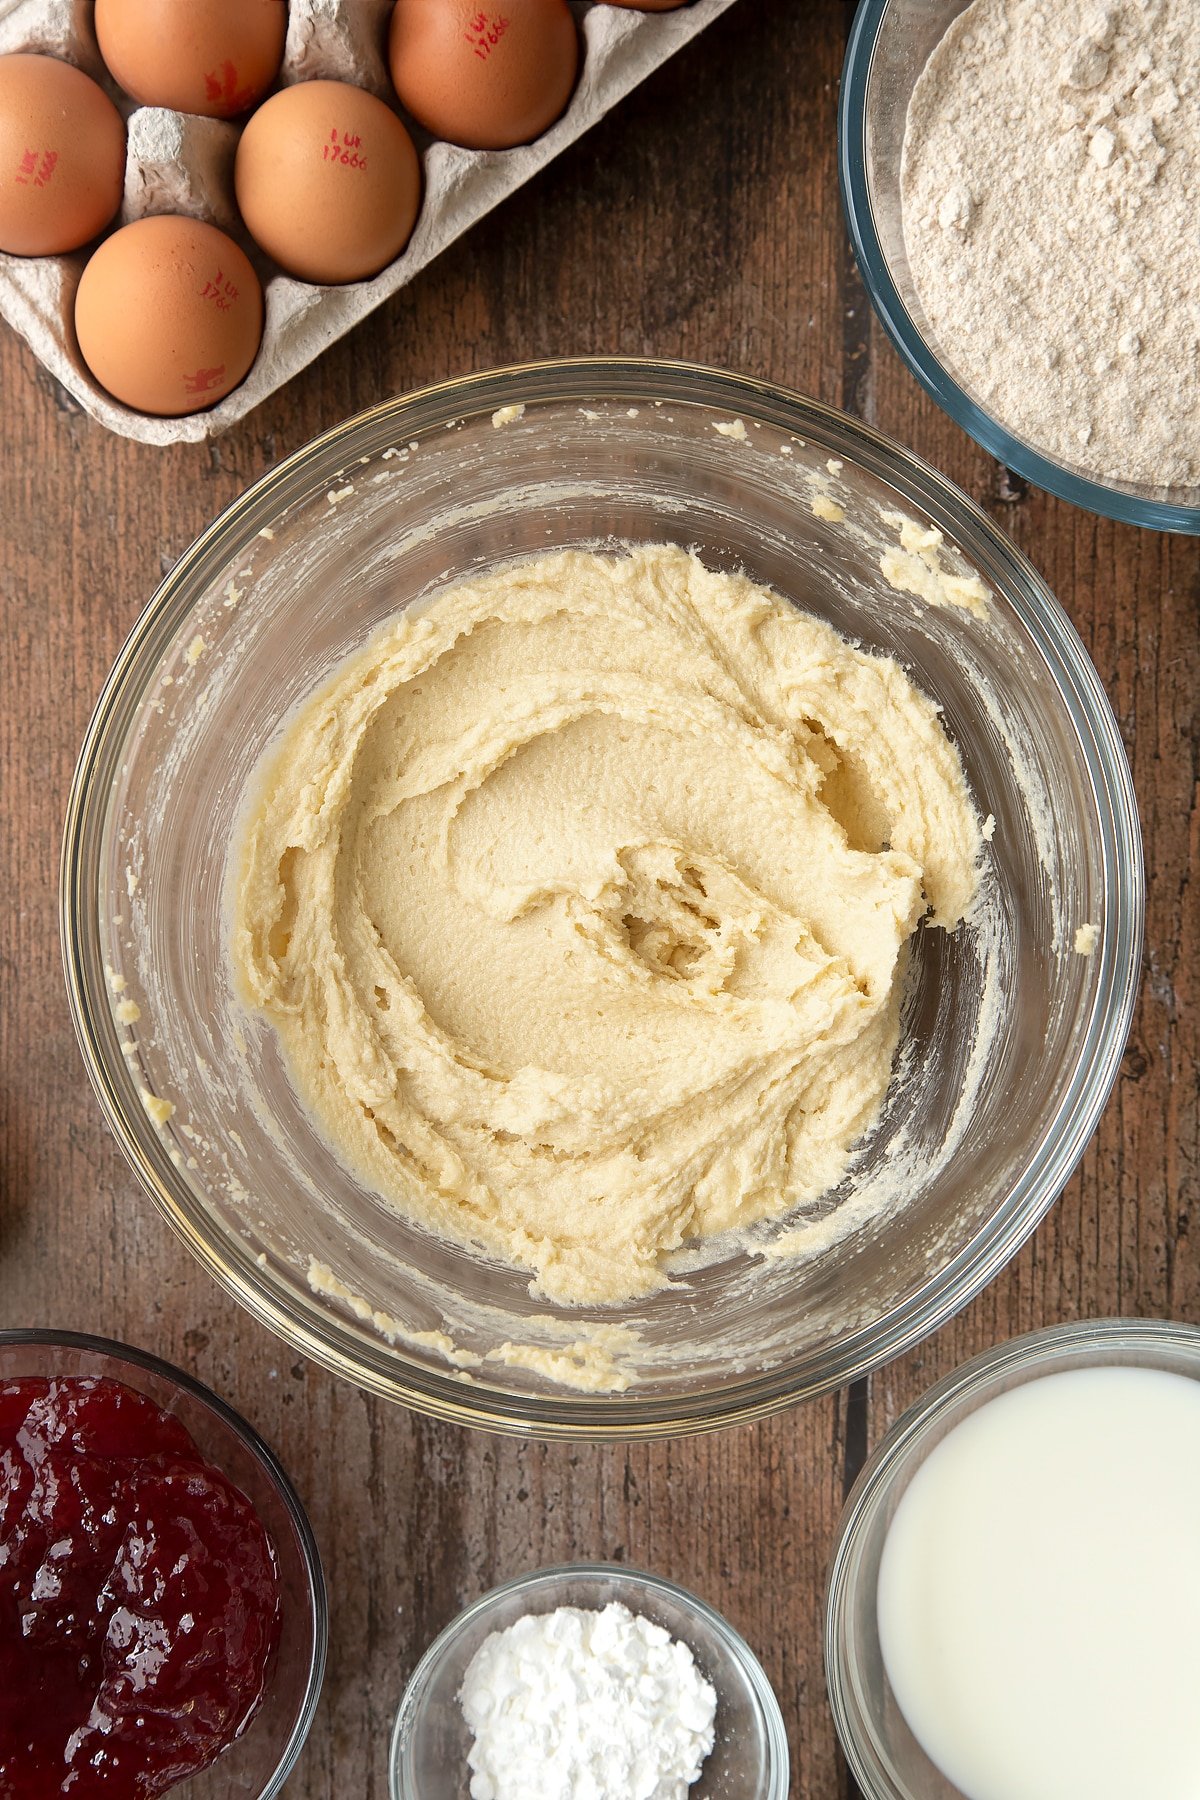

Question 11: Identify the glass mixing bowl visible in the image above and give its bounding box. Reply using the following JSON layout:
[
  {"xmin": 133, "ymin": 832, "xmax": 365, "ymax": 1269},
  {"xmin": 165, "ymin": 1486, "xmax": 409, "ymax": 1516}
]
[
  {"xmin": 824, "ymin": 1318, "xmax": 1200, "ymax": 1800},
  {"xmin": 0, "ymin": 1328, "xmax": 326, "ymax": 1799},
  {"xmin": 61, "ymin": 358, "xmax": 1142, "ymax": 1438},
  {"xmin": 839, "ymin": 0, "xmax": 1200, "ymax": 534},
  {"xmin": 390, "ymin": 1563, "xmax": 788, "ymax": 1800}
]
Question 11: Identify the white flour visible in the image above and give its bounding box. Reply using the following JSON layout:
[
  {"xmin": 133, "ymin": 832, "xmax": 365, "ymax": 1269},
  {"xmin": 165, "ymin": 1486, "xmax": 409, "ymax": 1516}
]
[
  {"xmin": 459, "ymin": 1602, "xmax": 717, "ymax": 1800},
  {"xmin": 901, "ymin": 0, "xmax": 1200, "ymax": 493}
]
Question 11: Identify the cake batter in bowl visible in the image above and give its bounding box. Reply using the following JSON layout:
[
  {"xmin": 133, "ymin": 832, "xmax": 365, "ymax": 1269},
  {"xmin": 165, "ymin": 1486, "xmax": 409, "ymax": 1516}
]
[
  {"xmin": 61, "ymin": 360, "xmax": 1142, "ymax": 1437},
  {"xmin": 230, "ymin": 544, "xmax": 982, "ymax": 1310}
]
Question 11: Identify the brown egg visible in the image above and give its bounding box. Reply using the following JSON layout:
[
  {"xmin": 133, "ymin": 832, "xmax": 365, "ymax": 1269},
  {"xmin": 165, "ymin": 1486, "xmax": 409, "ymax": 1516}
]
[
  {"xmin": 0, "ymin": 54, "xmax": 125, "ymax": 255},
  {"xmin": 74, "ymin": 215, "xmax": 263, "ymax": 415},
  {"xmin": 235, "ymin": 80, "xmax": 421, "ymax": 285},
  {"xmin": 388, "ymin": 0, "xmax": 578, "ymax": 152},
  {"xmin": 95, "ymin": 0, "xmax": 286, "ymax": 118}
]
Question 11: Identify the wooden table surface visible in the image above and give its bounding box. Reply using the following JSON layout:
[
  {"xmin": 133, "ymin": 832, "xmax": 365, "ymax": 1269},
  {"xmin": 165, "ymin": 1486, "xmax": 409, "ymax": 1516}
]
[{"xmin": 2, "ymin": 4, "xmax": 1197, "ymax": 1795}]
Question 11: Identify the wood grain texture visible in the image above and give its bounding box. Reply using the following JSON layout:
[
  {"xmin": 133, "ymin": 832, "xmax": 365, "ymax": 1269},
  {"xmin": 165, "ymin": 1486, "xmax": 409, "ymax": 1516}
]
[{"xmin": 0, "ymin": 4, "xmax": 1195, "ymax": 1795}]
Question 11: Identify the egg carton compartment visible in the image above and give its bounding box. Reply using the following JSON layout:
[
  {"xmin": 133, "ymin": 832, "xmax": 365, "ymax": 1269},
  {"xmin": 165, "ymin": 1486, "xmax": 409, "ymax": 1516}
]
[{"xmin": 0, "ymin": 0, "xmax": 739, "ymax": 443}]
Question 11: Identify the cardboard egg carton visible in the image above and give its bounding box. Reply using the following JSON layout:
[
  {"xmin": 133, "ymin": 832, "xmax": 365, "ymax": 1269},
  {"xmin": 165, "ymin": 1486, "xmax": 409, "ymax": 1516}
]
[{"xmin": 0, "ymin": 0, "xmax": 738, "ymax": 443}]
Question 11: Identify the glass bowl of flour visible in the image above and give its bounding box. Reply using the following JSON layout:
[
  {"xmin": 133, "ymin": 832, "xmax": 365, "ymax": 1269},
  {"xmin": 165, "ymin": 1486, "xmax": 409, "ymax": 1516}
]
[
  {"xmin": 389, "ymin": 1563, "xmax": 789, "ymax": 1800},
  {"xmin": 840, "ymin": 0, "xmax": 1200, "ymax": 533},
  {"xmin": 62, "ymin": 358, "xmax": 1142, "ymax": 1437}
]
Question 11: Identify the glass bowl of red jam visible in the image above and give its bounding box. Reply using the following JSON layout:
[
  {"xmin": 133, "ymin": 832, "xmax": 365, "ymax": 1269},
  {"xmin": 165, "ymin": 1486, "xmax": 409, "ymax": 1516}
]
[{"xmin": 0, "ymin": 1329, "xmax": 326, "ymax": 1799}]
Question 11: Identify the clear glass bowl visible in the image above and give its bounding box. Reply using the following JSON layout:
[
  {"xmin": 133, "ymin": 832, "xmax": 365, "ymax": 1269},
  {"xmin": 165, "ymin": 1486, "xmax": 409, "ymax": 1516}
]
[
  {"xmin": 839, "ymin": 0, "xmax": 1200, "ymax": 535},
  {"xmin": 824, "ymin": 1317, "xmax": 1200, "ymax": 1799},
  {"xmin": 0, "ymin": 1328, "xmax": 327, "ymax": 1798},
  {"xmin": 61, "ymin": 357, "xmax": 1142, "ymax": 1437},
  {"xmin": 389, "ymin": 1563, "xmax": 788, "ymax": 1800}
]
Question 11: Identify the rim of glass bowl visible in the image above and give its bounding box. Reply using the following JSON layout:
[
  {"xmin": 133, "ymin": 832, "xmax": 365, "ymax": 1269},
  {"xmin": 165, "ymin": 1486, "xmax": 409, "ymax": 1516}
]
[
  {"xmin": 388, "ymin": 1561, "xmax": 790, "ymax": 1800},
  {"xmin": 824, "ymin": 1317, "xmax": 1200, "ymax": 1799},
  {"xmin": 60, "ymin": 356, "xmax": 1144, "ymax": 1440},
  {"xmin": 838, "ymin": 1, "xmax": 1200, "ymax": 537},
  {"xmin": 0, "ymin": 1326, "xmax": 328, "ymax": 1799}
]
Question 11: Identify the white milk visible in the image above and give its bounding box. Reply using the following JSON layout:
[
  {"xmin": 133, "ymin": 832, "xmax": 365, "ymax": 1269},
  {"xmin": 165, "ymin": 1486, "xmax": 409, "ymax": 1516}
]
[{"xmin": 876, "ymin": 1365, "xmax": 1200, "ymax": 1800}]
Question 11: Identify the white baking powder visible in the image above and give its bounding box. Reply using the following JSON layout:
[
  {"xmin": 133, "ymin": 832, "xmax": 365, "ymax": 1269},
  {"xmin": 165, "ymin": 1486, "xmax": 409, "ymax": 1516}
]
[
  {"xmin": 459, "ymin": 1602, "xmax": 718, "ymax": 1800},
  {"xmin": 901, "ymin": 0, "xmax": 1199, "ymax": 492}
]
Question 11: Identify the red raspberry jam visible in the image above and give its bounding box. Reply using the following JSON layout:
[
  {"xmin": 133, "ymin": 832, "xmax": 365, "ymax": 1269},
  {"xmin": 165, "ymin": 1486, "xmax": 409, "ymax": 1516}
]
[{"xmin": 0, "ymin": 1375, "xmax": 282, "ymax": 1798}]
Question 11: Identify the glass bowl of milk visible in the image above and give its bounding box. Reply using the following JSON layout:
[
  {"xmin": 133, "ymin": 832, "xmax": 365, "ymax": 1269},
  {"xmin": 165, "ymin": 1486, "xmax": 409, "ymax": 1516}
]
[{"xmin": 825, "ymin": 1318, "xmax": 1200, "ymax": 1800}]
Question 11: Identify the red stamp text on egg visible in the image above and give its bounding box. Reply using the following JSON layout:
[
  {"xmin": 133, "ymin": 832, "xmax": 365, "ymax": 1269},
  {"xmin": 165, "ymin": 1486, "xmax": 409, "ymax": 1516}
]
[
  {"xmin": 322, "ymin": 128, "xmax": 368, "ymax": 171},
  {"xmin": 15, "ymin": 149, "xmax": 58, "ymax": 188},
  {"xmin": 465, "ymin": 13, "xmax": 511, "ymax": 59},
  {"xmin": 200, "ymin": 269, "xmax": 239, "ymax": 312},
  {"xmin": 184, "ymin": 364, "xmax": 227, "ymax": 395},
  {"xmin": 204, "ymin": 62, "xmax": 257, "ymax": 115}
]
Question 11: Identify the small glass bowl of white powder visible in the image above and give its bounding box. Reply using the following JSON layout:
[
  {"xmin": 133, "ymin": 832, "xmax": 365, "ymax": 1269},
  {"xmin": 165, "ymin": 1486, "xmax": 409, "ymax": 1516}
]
[{"xmin": 389, "ymin": 1563, "xmax": 789, "ymax": 1800}]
